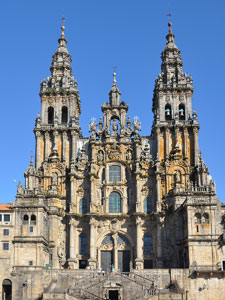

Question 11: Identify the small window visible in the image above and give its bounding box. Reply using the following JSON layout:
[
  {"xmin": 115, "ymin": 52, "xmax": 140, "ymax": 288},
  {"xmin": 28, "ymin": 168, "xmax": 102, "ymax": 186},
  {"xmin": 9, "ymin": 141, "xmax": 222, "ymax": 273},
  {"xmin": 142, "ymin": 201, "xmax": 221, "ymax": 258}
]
[
  {"xmin": 165, "ymin": 104, "xmax": 172, "ymax": 120},
  {"xmin": 4, "ymin": 215, "xmax": 10, "ymax": 222},
  {"xmin": 61, "ymin": 106, "xmax": 68, "ymax": 124},
  {"xmin": 194, "ymin": 213, "xmax": 201, "ymax": 224},
  {"xmin": 23, "ymin": 215, "xmax": 29, "ymax": 223},
  {"xmin": 48, "ymin": 107, "xmax": 54, "ymax": 124},
  {"xmin": 29, "ymin": 226, "xmax": 33, "ymax": 233},
  {"xmin": 3, "ymin": 243, "xmax": 9, "ymax": 250},
  {"xmin": 79, "ymin": 233, "xmax": 88, "ymax": 255},
  {"xmin": 29, "ymin": 261, "xmax": 33, "ymax": 266},
  {"xmin": 109, "ymin": 165, "xmax": 121, "ymax": 182},
  {"xmin": 79, "ymin": 199, "xmax": 87, "ymax": 214},
  {"xmin": 0, "ymin": 214, "xmax": 2, "ymax": 222},
  {"xmin": 179, "ymin": 104, "xmax": 185, "ymax": 120},
  {"xmin": 144, "ymin": 197, "xmax": 152, "ymax": 213},
  {"xmin": 203, "ymin": 213, "xmax": 209, "ymax": 224},
  {"xmin": 109, "ymin": 192, "xmax": 121, "ymax": 213},
  {"xmin": 144, "ymin": 233, "xmax": 153, "ymax": 255},
  {"xmin": 3, "ymin": 229, "xmax": 9, "ymax": 236},
  {"xmin": 31, "ymin": 215, "xmax": 36, "ymax": 224}
]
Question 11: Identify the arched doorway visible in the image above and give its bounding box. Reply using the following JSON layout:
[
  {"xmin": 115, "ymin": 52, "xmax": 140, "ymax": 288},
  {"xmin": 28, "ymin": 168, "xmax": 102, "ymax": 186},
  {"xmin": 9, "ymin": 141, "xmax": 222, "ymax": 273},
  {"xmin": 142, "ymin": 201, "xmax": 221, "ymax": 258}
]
[
  {"xmin": 2, "ymin": 279, "xmax": 12, "ymax": 300},
  {"xmin": 100, "ymin": 233, "xmax": 131, "ymax": 272}
]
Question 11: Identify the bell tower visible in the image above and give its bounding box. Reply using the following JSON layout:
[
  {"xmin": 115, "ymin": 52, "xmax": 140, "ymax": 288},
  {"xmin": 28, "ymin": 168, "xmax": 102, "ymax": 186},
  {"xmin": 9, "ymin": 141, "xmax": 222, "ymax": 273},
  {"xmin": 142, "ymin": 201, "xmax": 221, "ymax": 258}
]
[
  {"xmin": 34, "ymin": 24, "xmax": 81, "ymax": 169},
  {"xmin": 152, "ymin": 23, "xmax": 201, "ymax": 198}
]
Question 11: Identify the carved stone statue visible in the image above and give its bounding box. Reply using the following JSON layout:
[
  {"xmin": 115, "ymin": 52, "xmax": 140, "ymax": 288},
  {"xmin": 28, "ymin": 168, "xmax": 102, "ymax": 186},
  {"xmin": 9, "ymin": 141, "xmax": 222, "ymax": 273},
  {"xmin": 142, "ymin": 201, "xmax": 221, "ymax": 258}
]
[{"xmin": 97, "ymin": 150, "xmax": 104, "ymax": 163}]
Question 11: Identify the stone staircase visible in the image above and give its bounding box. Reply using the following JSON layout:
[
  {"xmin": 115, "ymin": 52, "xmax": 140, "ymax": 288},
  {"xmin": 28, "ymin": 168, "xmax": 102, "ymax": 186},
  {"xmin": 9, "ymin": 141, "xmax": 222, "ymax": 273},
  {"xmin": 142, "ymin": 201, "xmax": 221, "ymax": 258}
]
[{"xmin": 43, "ymin": 271, "xmax": 184, "ymax": 300}]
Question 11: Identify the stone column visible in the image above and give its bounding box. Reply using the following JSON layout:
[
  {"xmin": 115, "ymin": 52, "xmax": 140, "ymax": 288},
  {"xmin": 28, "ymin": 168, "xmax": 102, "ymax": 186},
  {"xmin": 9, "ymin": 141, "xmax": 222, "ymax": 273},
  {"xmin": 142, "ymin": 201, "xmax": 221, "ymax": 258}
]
[
  {"xmin": 135, "ymin": 217, "xmax": 144, "ymax": 269},
  {"xmin": 44, "ymin": 132, "xmax": 50, "ymax": 160},
  {"xmin": 70, "ymin": 176, "xmax": 75, "ymax": 213},
  {"xmin": 113, "ymin": 233, "xmax": 118, "ymax": 271},
  {"xmin": 71, "ymin": 130, "xmax": 77, "ymax": 163},
  {"xmin": 165, "ymin": 128, "xmax": 170, "ymax": 160},
  {"xmin": 67, "ymin": 218, "xmax": 77, "ymax": 269},
  {"xmin": 156, "ymin": 219, "xmax": 163, "ymax": 268},
  {"xmin": 193, "ymin": 127, "xmax": 199, "ymax": 166},
  {"xmin": 183, "ymin": 128, "xmax": 188, "ymax": 160},
  {"xmin": 90, "ymin": 176, "xmax": 94, "ymax": 213},
  {"xmin": 53, "ymin": 131, "xmax": 58, "ymax": 151},
  {"xmin": 88, "ymin": 217, "xmax": 97, "ymax": 269},
  {"xmin": 156, "ymin": 128, "xmax": 160, "ymax": 159},
  {"xmin": 136, "ymin": 177, "xmax": 141, "ymax": 213},
  {"xmin": 62, "ymin": 131, "xmax": 67, "ymax": 163},
  {"xmin": 156, "ymin": 173, "xmax": 161, "ymax": 212},
  {"xmin": 35, "ymin": 131, "xmax": 41, "ymax": 169}
]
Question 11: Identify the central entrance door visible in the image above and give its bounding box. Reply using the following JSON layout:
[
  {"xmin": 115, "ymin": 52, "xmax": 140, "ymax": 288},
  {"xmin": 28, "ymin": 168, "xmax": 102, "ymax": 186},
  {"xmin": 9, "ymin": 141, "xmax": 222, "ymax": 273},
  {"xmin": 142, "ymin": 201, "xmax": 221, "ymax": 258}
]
[
  {"xmin": 118, "ymin": 250, "xmax": 130, "ymax": 272},
  {"xmin": 109, "ymin": 290, "xmax": 118, "ymax": 300},
  {"xmin": 101, "ymin": 251, "xmax": 113, "ymax": 272}
]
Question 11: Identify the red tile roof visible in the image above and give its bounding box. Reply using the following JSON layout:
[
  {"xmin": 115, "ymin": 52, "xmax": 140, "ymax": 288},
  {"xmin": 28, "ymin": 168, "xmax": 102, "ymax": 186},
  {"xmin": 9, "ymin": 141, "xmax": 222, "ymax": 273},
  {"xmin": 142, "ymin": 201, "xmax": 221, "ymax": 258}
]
[{"xmin": 0, "ymin": 204, "xmax": 13, "ymax": 211}]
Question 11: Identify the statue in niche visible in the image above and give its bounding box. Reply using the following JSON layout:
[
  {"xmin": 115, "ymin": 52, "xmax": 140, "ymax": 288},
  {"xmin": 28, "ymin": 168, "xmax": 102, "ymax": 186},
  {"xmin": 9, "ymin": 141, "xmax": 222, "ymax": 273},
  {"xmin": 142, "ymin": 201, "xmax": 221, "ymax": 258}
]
[
  {"xmin": 126, "ymin": 150, "xmax": 132, "ymax": 161},
  {"xmin": 112, "ymin": 119, "xmax": 118, "ymax": 136},
  {"xmin": 52, "ymin": 172, "xmax": 58, "ymax": 186},
  {"xmin": 175, "ymin": 170, "xmax": 181, "ymax": 184},
  {"xmin": 97, "ymin": 150, "xmax": 104, "ymax": 163}
]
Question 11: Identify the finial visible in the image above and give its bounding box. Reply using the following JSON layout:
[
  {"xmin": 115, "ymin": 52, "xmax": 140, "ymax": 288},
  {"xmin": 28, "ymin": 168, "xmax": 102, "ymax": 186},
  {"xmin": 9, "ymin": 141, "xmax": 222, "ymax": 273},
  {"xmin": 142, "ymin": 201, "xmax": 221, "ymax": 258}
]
[
  {"xmin": 168, "ymin": 22, "xmax": 172, "ymax": 34},
  {"xmin": 113, "ymin": 72, "xmax": 116, "ymax": 84},
  {"xmin": 61, "ymin": 16, "xmax": 65, "ymax": 38}
]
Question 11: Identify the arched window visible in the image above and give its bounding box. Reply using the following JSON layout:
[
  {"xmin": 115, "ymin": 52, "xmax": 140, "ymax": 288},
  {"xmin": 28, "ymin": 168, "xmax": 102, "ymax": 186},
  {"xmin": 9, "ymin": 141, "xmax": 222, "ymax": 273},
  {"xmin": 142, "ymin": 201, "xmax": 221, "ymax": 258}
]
[
  {"xmin": 23, "ymin": 215, "xmax": 29, "ymax": 224},
  {"xmin": 165, "ymin": 104, "xmax": 172, "ymax": 120},
  {"xmin": 194, "ymin": 213, "xmax": 201, "ymax": 224},
  {"xmin": 48, "ymin": 107, "xmax": 54, "ymax": 124},
  {"xmin": 179, "ymin": 104, "xmax": 185, "ymax": 120},
  {"xmin": 144, "ymin": 233, "xmax": 153, "ymax": 255},
  {"xmin": 61, "ymin": 106, "xmax": 68, "ymax": 124},
  {"xmin": 144, "ymin": 197, "xmax": 152, "ymax": 213},
  {"xmin": 79, "ymin": 233, "xmax": 88, "ymax": 255},
  {"xmin": 203, "ymin": 213, "xmax": 209, "ymax": 224},
  {"xmin": 109, "ymin": 192, "xmax": 121, "ymax": 213},
  {"xmin": 31, "ymin": 215, "xmax": 36, "ymax": 224},
  {"xmin": 109, "ymin": 165, "xmax": 121, "ymax": 182},
  {"xmin": 79, "ymin": 198, "xmax": 87, "ymax": 214}
]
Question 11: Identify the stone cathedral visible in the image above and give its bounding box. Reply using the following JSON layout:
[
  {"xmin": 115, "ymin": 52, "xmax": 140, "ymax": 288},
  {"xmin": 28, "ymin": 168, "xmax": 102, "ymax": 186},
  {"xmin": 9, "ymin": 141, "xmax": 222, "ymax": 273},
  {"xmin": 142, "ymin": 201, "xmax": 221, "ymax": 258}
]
[{"xmin": 0, "ymin": 23, "xmax": 225, "ymax": 300}]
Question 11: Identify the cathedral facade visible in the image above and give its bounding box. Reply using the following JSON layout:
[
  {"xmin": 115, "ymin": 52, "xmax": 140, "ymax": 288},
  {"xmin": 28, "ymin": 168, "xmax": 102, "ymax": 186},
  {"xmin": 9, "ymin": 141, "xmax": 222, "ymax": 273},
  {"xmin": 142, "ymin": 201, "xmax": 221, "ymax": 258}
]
[{"xmin": 0, "ymin": 23, "xmax": 225, "ymax": 300}]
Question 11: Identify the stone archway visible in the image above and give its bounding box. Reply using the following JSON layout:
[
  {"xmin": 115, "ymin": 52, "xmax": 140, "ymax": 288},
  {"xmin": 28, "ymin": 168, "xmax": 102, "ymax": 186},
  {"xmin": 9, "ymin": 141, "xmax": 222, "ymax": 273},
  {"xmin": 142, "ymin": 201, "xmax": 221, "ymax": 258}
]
[
  {"xmin": 100, "ymin": 233, "xmax": 131, "ymax": 272},
  {"xmin": 2, "ymin": 279, "xmax": 12, "ymax": 300}
]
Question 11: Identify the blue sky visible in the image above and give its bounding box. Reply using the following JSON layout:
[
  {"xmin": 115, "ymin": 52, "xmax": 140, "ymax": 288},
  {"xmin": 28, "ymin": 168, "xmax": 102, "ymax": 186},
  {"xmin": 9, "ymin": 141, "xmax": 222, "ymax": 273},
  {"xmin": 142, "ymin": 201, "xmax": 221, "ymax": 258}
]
[{"xmin": 0, "ymin": 0, "xmax": 224, "ymax": 203}]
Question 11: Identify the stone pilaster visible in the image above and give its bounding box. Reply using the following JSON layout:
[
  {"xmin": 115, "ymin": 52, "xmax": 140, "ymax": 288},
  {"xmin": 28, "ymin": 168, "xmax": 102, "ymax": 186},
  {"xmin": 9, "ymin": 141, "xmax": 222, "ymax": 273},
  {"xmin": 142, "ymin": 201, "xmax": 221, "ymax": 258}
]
[
  {"xmin": 67, "ymin": 218, "xmax": 78, "ymax": 269},
  {"xmin": 35, "ymin": 131, "xmax": 41, "ymax": 169},
  {"xmin": 62, "ymin": 131, "xmax": 67, "ymax": 162},
  {"xmin": 135, "ymin": 216, "xmax": 144, "ymax": 269},
  {"xmin": 193, "ymin": 127, "xmax": 199, "ymax": 165},
  {"xmin": 44, "ymin": 131, "xmax": 50, "ymax": 160},
  {"xmin": 88, "ymin": 217, "xmax": 97, "ymax": 269}
]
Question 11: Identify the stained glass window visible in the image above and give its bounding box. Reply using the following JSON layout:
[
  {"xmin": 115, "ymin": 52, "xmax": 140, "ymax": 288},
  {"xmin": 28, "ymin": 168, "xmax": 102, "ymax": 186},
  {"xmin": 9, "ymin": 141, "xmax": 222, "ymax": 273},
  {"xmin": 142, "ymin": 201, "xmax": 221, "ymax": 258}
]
[
  {"xmin": 144, "ymin": 197, "xmax": 152, "ymax": 213},
  {"xmin": 109, "ymin": 192, "xmax": 121, "ymax": 213},
  {"xmin": 79, "ymin": 233, "xmax": 88, "ymax": 255},
  {"xmin": 144, "ymin": 233, "xmax": 153, "ymax": 255},
  {"xmin": 109, "ymin": 166, "xmax": 121, "ymax": 182},
  {"xmin": 79, "ymin": 198, "xmax": 87, "ymax": 214}
]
